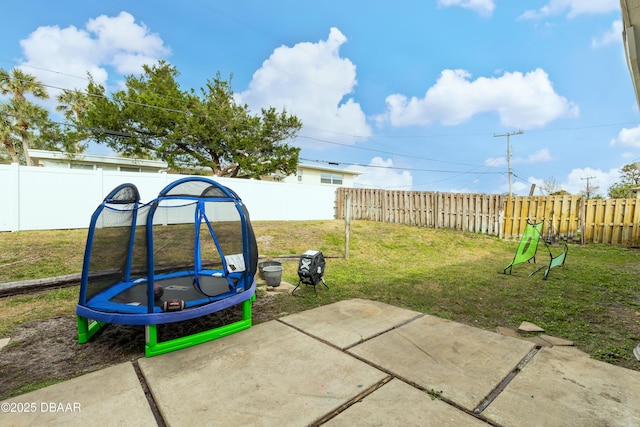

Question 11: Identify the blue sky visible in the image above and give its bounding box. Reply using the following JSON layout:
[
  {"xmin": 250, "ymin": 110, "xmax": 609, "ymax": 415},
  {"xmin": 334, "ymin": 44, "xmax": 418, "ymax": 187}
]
[{"xmin": 1, "ymin": 0, "xmax": 636, "ymax": 195}]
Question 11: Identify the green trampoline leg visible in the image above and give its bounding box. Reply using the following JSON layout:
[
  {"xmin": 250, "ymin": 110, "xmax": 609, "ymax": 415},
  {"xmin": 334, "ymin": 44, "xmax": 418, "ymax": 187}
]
[
  {"xmin": 144, "ymin": 298, "xmax": 255, "ymax": 357},
  {"xmin": 77, "ymin": 315, "xmax": 107, "ymax": 344}
]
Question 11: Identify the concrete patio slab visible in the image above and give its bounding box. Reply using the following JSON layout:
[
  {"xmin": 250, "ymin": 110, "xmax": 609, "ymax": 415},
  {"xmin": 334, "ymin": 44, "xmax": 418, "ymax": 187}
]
[
  {"xmin": 279, "ymin": 298, "xmax": 422, "ymax": 349},
  {"xmin": 324, "ymin": 378, "xmax": 490, "ymax": 426},
  {"xmin": 347, "ymin": 314, "xmax": 536, "ymax": 412},
  {"xmin": 138, "ymin": 320, "xmax": 388, "ymax": 426},
  {"xmin": 2, "ymin": 298, "xmax": 639, "ymax": 426},
  {"xmin": 0, "ymin": 362, "xmax": 156, "ymax": 427},
  {"xmin": 482, "ymin": 346, "xmax": 640, "ymax": 427}
]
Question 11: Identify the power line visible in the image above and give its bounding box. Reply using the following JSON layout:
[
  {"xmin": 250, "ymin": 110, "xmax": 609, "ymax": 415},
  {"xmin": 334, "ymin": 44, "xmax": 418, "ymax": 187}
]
[
  {"xmin": 3, "ymin": 74, "xmax": 507, "ymax": 172},
  {"xmin": 297, "ymin": 135, "xmax": 493, "ymax": 168},
  {"xmin": 0, "ymin": 109, "xmax": 505, "ymax": 178},
  {"xmin": 1, "ymin": 73, "xmax": 501, "ymax": 169},
  {"xmin": 299, "ymin": 157, "xmax": 505, "ymax": 175},
  {"xmin": 5, "ymin": 66, "xmax": 639, "ymax": 140},
  {"xmin": 4, "ymin": 65, "xmax": 639, "ymax": 194}
]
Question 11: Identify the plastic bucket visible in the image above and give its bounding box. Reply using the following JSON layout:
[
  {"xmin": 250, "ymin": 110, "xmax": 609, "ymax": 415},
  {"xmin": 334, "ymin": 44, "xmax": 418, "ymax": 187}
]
[
  {"xmin": 262, "ymin": 265, "xmax": 283, "ymax": 287},
  {"xmin": 258, "ymin": 261, "xmax": 281, "ymax": 279}
]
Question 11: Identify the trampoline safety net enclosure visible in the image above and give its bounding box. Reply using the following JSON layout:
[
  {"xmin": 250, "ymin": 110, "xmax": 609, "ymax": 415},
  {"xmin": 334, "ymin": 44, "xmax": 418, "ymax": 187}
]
[{"xmin": 76, "ymin": 177, "xmax": 258, "ymax": 357}]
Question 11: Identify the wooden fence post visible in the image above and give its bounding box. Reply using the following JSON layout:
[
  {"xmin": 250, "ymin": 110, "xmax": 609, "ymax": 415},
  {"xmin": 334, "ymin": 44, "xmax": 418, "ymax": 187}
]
[{"xmin": 344, "ymin": 191, "xmax": 351, "ymax": 260}]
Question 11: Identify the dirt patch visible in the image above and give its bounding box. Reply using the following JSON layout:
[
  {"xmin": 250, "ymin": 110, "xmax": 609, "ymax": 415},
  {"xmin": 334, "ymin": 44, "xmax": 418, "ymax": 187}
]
[
  {"xmin": 0, "ymin": 292, "xmax": 281, "ymax": 401},
  {"xmin": 608, "ymin": 303, "xmax": 640, "ymax": 338}
]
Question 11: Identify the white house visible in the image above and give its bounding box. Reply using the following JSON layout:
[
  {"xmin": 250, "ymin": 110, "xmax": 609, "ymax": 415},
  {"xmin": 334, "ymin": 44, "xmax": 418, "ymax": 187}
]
[
  {"xmin": 27, "ymin": 149, "xmax": 359, "ymax": 187},
  {"xmin": 263, "ymin": 162, "xmax": 360, "ymax": 187}
]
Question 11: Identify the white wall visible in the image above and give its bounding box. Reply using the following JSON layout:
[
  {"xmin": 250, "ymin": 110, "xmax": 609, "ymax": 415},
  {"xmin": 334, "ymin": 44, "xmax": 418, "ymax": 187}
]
[{"xmin": 0, "ymin": 164, "xmax": 338, "ymax": 231}]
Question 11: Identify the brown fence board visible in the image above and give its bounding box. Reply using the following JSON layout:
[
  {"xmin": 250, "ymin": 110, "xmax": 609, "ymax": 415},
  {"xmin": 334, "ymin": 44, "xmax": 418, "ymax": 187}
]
[{"xmin": 633, "ymin": 199, "xmax": 640, "ymax": 243}]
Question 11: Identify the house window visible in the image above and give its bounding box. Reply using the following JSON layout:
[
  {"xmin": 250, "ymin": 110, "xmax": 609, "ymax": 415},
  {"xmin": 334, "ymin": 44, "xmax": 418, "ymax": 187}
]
[
  {"xmin": 70, "ymin": 163, "xmax": 94, "ymax": 170},
  {"xmin": 321, "ymin": 173, "xmax": 343, "ymax": 185},
  {"xmin": 297, "ymin": 169, "xmax": 303, "ymax": 182},
  {"xmin": 120, "ymin": 166, "xmax": 141, "ymax": 173}
]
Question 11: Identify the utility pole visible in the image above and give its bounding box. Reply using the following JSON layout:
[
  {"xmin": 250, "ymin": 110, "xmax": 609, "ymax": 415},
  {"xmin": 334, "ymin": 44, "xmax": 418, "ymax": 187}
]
[
  {"xmin": 581, "ymin": 176, "xmax": 596, "ymax": 199},
  {"xmin": 494, "ymin": 130, "xmax": 523, "ymax": 196}
]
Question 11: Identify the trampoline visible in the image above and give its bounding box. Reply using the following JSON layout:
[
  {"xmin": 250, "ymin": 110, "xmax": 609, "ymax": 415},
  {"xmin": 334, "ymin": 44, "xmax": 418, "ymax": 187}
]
[{"xmin": 76, "ymin": 177, "xmax": 258, "ymax": 356}]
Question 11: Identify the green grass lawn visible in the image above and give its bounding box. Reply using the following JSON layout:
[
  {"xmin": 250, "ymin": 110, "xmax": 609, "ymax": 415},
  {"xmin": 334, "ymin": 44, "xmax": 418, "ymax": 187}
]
[{"xmin": 1, "ymin": 220, "xmax": 639, "ymax": 369}]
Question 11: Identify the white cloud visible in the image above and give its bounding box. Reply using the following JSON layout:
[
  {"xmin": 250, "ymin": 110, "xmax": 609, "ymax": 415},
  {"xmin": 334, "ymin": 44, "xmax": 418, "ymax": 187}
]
[
  {"xmin": 520, "ymin": 0, "xmax": 618, "ymax": 20},
  {"xmin": 484, "ymin": 149, "xmax": 552, "ymax": 184},
  {"xmin": 484, "ymin": 156, "xmax": 506, "ymax": 167},
  {"xmin": 591, "ymin": 20, "xmax": 622, "ymax": 47},
  {"xmin": 349, "ymin": 157, "xmax": 413, "ymax": 189},
  {"xmin": 527, "ymin": 167, "xmax": 620, "ymax": 196},
  {"xmin": 236, "ymin": 27, "xmax": 371, "ymax": 147},
  {"xmin": 610, "ymin": 125, "xmax": 640, "ymax": 148},
  {"xmin": 17, "ymin": 11, "xmax": 170, "ymax": 99},
  {"xmin": 19, "ymin": 25, "xmax": 108, "ymax": 92},
  {"xmin": 381, "ymin": 68, "xmax": 578, "ymax": 129},
  {"xmin": 564, "ymin": 167, "xmax": 619, "ymax": 196},
  {"xmin": 523, "ymin": 148, "xmax": 552, "ymax": 163},
  {"xmin": 85, "ymin": 12, "xmax": 170, "ymax": 75},
  {"xmin": 437, "ymin": 0, "xmax": 495, "ymax": 16},
  {"xmin": 528, "ymin": 177, "xmax": 547, "ymax": 194},
  {"xmin": 491, "ymin": 175, "xmax": 532, "ymax": 196},
  {"xmin": 512, "ymin": 180, "xmax": 531, "ymax": 195}
]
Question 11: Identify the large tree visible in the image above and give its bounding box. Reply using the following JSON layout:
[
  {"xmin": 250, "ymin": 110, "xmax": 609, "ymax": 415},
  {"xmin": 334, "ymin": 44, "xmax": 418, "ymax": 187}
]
[
  {"xmin": 0, "ymin": 111, "xmax": 20, "ymax": 164},
  {"xmin": 0, "ymin": 97, "xmax": 59, "ymax": 164},
  {"xmin": 608, "ymin": 163, "xmax": 640, "ymax": 198},
  {"xmin": 55, "ymin": 88, "xmax": 91, "ymax": 154},
  {"xmin": 80, "ymin": 61, "xmax": 302, "ymax": 178},
  {"xmin": 0, "ymin": 68, "xmax": 50, "ymax": 166}
]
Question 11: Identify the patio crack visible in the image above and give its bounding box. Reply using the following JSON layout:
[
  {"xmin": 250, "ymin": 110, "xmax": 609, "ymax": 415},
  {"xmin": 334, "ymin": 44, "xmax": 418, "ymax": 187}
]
[{"xmin": 473, "ymin": 346, "xmax": 541, "ymax": 415}]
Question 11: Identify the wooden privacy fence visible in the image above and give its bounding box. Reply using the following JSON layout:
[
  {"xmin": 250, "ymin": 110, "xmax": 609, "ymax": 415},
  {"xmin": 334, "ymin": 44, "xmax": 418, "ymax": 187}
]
[
  {"xmin": 583, "ymin": 198, "xmax": 640, "ymax": 245},
  {"xmin": 502, "ymin": 195, "xmax": 582, "ymax": 240},
  {"xmin": 335, "ymin": 188, "xmax": 640, "ymax": 246},
  {"xmin": 335, "ymin": 188, "xmax": 504, "ymax": 235}
]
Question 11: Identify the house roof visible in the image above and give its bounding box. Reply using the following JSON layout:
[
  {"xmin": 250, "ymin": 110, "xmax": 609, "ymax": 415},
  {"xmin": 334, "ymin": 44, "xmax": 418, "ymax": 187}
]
[
  {"xmin": 28, "ymin": 149, "xmax": 168, "ymax": 169},
  {"xmin": 297, "ymin": 162, "xmax": 361, "ymax": 176},
  {"xmin": 621, "ymin": 1, "xmax": 640, "ymax": 108}
]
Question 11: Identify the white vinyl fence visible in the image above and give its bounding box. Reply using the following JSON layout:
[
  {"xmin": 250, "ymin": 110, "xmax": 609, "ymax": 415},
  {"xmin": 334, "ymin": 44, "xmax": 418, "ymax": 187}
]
[{"xmin": 0, "ymin": 164, "xmax": 338, "ymax": 232}]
